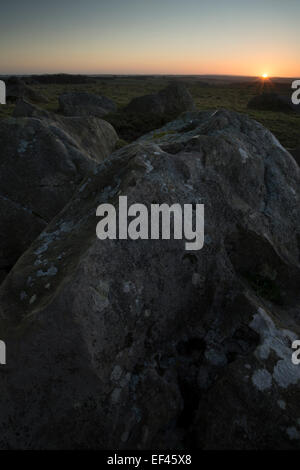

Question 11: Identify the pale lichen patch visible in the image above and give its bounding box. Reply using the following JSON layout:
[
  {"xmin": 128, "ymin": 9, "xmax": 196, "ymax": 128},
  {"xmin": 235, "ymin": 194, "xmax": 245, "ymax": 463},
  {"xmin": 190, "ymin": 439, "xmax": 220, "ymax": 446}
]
[
  {"xmin": 250, "ymin": 308, "xmax": 300, "ymax": 388},
  {"xmin": 286, "ymin": 426, "xmax": 300, "ymax": 440},
  {"xmin": 36, "ymin": 266, "xmax": 58, "ymax": 277},
  {"xmin": 239, "ymin": 147, "xmax": 249, "ymax": 163},
  {"xmin": 251, "ymin": 368, "xmax": 272, "ymax": 391},
  {"xmin": 277, "ymin": 399, "xmax": 286, "ymax": 410},
  {"xmin": 29, "ymin": 294, "xmax": 37, "ymax": 304}
]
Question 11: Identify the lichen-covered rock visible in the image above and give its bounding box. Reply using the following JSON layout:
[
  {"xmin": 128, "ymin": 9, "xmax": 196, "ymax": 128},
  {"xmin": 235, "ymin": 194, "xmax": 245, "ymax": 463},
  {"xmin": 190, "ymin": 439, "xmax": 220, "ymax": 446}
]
[
  {"xmin": 58, "ymin": 92, "xmax": 117, "ymax": 117},
  {"xmin": 0, "ymin": 109, "xmax": 300, "ymax": 449},
  {"xmin": 125, "ymin": 82, "xmax": 196, "ymax": 117},
  {"xmin": 0, "ymin": 115, "xmax": 118, "ymax": 282}
]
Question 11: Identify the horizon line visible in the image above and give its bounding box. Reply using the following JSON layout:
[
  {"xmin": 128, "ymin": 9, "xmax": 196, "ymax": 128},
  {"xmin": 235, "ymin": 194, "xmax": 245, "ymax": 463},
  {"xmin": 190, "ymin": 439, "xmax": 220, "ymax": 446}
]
[{"xmin": 0, "ymin": 72, "xmax": 298, "ymax": 80}]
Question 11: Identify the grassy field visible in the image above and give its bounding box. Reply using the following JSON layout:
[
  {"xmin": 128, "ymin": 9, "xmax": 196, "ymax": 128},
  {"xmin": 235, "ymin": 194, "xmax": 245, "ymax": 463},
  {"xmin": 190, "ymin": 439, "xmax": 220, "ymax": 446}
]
[{"xmin": 1, "ymin": 76, "xmax": 299, "ymax": 149}]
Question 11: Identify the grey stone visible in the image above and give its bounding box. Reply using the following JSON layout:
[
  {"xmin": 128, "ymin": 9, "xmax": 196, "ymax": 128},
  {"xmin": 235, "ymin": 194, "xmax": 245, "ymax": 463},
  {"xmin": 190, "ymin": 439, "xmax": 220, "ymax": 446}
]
[
  {"xmin": 0, "ymin": 114, "xmax": 118, "ymax": 282},
  {"xmin": 125, "ymin": 82, "xmax": 196, "ymax": 117},
  {"xmin": 59, "ymin": 92, "xmax": 117, "ymax": 118},
  {"xmin": 0, "ymin": 109, "xmax": 300, "ymax": 449}
]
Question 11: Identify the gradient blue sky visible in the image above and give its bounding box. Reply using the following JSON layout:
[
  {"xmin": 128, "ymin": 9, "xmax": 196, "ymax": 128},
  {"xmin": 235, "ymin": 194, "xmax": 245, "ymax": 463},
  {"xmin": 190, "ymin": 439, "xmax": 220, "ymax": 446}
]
[{"xmin": 1, "ymin": 0, "xmax": 299, "ymax": 76}]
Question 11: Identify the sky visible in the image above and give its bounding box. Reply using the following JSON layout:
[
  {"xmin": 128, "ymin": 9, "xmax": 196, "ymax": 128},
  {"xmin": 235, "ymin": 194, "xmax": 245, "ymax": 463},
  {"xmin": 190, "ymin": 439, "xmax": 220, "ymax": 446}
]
[{"xmin": 1, "ymin": 0, "xmax": 300, "ymax": 77}]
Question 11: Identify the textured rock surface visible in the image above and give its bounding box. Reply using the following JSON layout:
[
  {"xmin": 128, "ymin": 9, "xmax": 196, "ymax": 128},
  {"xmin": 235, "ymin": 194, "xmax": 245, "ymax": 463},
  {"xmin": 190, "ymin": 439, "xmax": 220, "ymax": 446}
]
[
  {"xmin": 13, "ymin": 99, "xmax": 51, "ymax": 119},
  {"xmin": 0, "ymin": 115, "xmax": 118, "ymax": 282},
  {"xmin": 0, "ymin": 109, "xmax": 300, "ymax": 449},
  {"xmin": 125, "ymin": 82, "xmax": 196, "ymax": 117},
  {"xmin": 59, "ymin": 92, "xmax": 117, "ymax": 117}
]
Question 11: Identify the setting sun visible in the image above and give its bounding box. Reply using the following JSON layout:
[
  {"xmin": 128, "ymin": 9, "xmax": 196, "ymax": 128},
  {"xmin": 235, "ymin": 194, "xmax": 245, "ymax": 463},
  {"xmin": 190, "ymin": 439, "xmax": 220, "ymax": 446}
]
[{"xmin": 262, "ymin": 73, "xmax": 269, "ymax": 79}]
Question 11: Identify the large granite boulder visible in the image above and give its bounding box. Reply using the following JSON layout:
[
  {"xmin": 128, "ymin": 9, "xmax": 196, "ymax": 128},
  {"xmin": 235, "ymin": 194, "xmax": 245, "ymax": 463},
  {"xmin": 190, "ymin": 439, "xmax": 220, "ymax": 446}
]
[
  {"xmin": 0, "ymin": 109, "xmax": 300, "ymax": 449},
  {"xmin": 0, "ymin": 115, "xmax": 118, "ymax": 282},
  {"xmin": 58, "ymin": 92, "xmax": 117, "ymax": 118},
  {"xmin": 125, "ymin": 82, "xmax": 196, "ymax": 117}
]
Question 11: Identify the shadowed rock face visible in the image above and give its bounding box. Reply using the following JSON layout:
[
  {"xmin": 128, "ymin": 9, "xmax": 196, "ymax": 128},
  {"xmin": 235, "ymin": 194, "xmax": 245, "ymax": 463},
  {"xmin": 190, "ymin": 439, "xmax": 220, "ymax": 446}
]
[
  {"xmin": 247, "ymin": 93, "xmax": 298, "ymax": 113},
  {"xmin": 0, "ymin": 115, "xmax": 118, "ymax": 282},
  {"xmin": 58, "ymin": 92, "xmax": 117, "ymax": 118},
  {"xmin": 6, "ymin": 77, "xmax": 48, "ymax": 104},
  {"xmin": 0, "ymin": 109, "xmax": 300, "ymax": 449},
  {"xmin": 13, "ymin": 99, "xmax": 52, "ymax": 119},
  {"xmin": 125, "ymin": 82, "xmax": 196, "ymax": 117}
]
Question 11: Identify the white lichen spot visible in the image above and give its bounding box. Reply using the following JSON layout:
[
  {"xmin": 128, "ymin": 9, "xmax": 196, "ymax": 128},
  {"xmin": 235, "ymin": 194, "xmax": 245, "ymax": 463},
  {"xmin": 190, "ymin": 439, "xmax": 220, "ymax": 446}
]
[
  {"xmin": 123, "ymin": 281, "xmax": 133, "ymax": 293},
  {"xmin": 277, "ymin": 399, "xmax": 286, "ymax": 410},
  {"xmin": 60, "ymin": 221, "xmax": 74, "ymax": 233},
  {"xmin": 34, "ymin": 229, "xmax": 62, "ymax": 257},
  {"xmin": 29, "ymin": 294, "xmax": 37, "ymax": 304},
  {"xmin": 239, "ymin": 147, "xmax": 249, "ymax": 163},
  {"xmin": 36, "ymin": 266, "xmax": 58, "ymax": 277},
  {"xmin": 144, "ymin": 159, "xmax": 153, "ymax": 174},
  {"xmin": 273, "ymin": 359, "xmax": 300, "ymax": 389},
  {"xmin": 34, "ymin": 243, "xmax": 49, "ymax": 256},
  {"xmin": 287, "ymin": 426, "xmax": 300, "ymax": 440},
  {"xmin": 111, "ymin": 365, "xmax": 123, "ymax": 382},
  {"xmin": 18, "ymin": 140, "xmax": 29, "ymax": 154},
  {"xmin": 251, "ymin": 368, "xmax": 272, "ymax": 391}
]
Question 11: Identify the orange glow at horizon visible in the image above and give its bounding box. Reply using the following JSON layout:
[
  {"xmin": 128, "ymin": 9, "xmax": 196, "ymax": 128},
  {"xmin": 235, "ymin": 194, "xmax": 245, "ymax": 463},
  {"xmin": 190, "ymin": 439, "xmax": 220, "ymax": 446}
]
[
  {"xmin": 1, "ymin": 36, "xmax": 298, "ymax": 78},
  {"xmin": 2, "ymin": 48, "xmax": 299, "ymax": 78}
]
